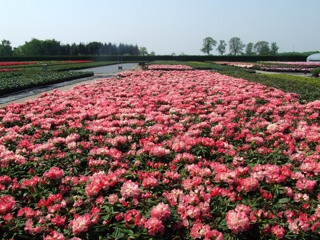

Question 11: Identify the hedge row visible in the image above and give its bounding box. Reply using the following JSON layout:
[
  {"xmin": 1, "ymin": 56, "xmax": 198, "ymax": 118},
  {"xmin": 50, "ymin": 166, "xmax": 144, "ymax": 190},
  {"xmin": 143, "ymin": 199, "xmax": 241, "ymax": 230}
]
[{"xmin": 0, "ymin": 55, "xmax": 309, "ymax": 62}]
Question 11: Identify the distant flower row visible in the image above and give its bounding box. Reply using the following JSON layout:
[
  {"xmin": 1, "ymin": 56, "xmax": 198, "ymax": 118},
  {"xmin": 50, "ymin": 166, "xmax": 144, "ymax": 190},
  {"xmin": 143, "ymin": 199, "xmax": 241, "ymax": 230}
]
[
  {"xmin": 1, "ymin": 70, "xmax": 320, "ymax": 239},
  {"xmin": 62, "ymin": 60, "xmax": 93, "ymax": 64},
  {"xmin": 259, "ymin": 67, "xmax": 313, "ymax": 73},
  {"xmin": 0, "ymin": 61, "xmax": 36, "ymax": 67},
  {"xmin": 215, "ymin": 61, "xmax": 255, "ymax": 68},
  {"xmin": 0, "ymin": 68, "xmax": 21, "ymax": 72},
  {"xmin": 261, "ymin": 61, "xmax": 320, "ymax": 67},
  {"xmin": 147, "ymin": 64, "xmax": 193, "ymax": 70}
]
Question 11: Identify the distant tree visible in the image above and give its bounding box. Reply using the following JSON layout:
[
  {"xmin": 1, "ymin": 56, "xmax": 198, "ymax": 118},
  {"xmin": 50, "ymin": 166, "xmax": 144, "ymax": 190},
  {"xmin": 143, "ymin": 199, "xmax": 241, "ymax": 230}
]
[
  {"xmin": 270, "ymin": 42, "xmax": 279, "ymax": 55},
  {"xmin": 254, "ymin": 41, "xmax": 270, "ymax": 55},
  {"xmin": 0, "ymin": 39, "xmax": 13, "ymax": 56},
  {"xmin": 10, "ymin": 38, "xmax": 141, "ymax": 56},
  {"xmin": 150, "ymin": 51, "xmax": 156, "ymax": 56},
  {"xmin": 139, "ymin": 47, "xmax": 148, "ymax": 56},
  {"xmin": 217, "ymin": 40, "xmax": 227, "ymax": 55},
  {"xmin": 19, "ymin": 38, "xmax": 44, "ymax": 55},
  {"xmin": 201, "ymin": 37, "xmax": 217, "ymax": 55},
  {"xmin": 229, "ymin": 37, "xmax": 245, "ymax": 55},
  {"xmin": 245, "ymin": 42, "xmax": 254, "ymax": 55},
  {"xmin": 87, "ymin": 41, "xmax": 103, "ymax": 55},
  {"xmin": 42, "ymin": 39, "xmax": 61, "ymax": 55}
]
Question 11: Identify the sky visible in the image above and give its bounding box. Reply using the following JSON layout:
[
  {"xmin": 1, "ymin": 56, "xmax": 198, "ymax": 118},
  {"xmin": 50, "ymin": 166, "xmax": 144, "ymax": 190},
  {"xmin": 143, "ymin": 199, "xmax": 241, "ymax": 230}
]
[{"xmin": 1, "ymin": 0, "xmax": 320, "ymax": 55}]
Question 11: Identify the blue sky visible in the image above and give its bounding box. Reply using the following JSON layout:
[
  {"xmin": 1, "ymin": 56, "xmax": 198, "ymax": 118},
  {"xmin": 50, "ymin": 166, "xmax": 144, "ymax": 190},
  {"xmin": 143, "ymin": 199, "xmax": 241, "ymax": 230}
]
[{"xmin": 1, "ymin": 0, "xmax": 320, "ymax": 55}]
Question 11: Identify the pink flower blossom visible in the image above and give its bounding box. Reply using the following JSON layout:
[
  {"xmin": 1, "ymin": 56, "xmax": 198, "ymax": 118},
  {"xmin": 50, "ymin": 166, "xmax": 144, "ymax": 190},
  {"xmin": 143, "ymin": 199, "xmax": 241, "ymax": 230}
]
[
  {"xmin": 150, "ymin": 202, "xmax": 171, "ymax": 220},
  {"xmin": 226, "ymin": 209, "xmax": 250, "ymax": 233},
  {"xmin": 271, "ymin": 225, "xmax": 285, "ymax": 239},
  {"xmin": 43, "ymin": 167, "xmax": 64, "ymax": 180},
  {"xmin": 70, "ymin": 213, "xmax": 91, "ymax": 235},
  {"xmin": 0, "ymin": 195, "xmax": 16, "ymax": 215},
  {"xmin": 121, "ymin": 180, "xmax": 141, "ymax": 199},
  {"xmin": 144, "ymin": 217, "xmax": 165, "ymax": 236}
]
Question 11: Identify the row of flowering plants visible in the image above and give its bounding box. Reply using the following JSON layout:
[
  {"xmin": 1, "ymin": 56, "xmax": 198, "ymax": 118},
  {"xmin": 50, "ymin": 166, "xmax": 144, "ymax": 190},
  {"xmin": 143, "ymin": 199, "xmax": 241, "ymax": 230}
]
[
  {"xmin": 0, "ymin": 61, "xmax": 37, "ymax": 67},
  {"xmin": 258, "ymin": 66, "xmax": 313, "ymax": 73},
  {"xmin": 0, "ymin": 68, "xmax": 21, "ymax": 72},
  {"xmin": 2, "ymin": 69, "xmax": 320, "ymax": 239},
  {"xmin": 260, "ymin": 62, "xmax": 320, "ymax": 67},
  {"xmin": 147, "ymin": 64, "xmax": 193, "ymax": 70},
  {"xmin": 251, "ymin": 62, "xmax": 320, "ymax": 73}
]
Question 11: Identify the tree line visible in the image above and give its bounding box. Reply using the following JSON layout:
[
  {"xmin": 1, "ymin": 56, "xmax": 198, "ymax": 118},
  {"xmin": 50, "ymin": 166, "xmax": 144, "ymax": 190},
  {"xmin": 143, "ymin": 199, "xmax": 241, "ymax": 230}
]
[
  {"xmin": 201, "ymin": 37, "xmax": 279, "ymax": 55},
  {"xmin": 0, "ymin": 38, "xmax": 150, "ymax": 56}
]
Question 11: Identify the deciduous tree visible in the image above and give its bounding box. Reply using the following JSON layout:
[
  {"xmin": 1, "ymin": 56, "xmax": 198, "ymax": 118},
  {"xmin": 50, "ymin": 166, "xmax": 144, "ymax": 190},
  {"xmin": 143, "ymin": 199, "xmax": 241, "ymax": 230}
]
[
  {"xmin": 201, "ymin": 37, "xmax": 217, "ymax": 55},
  {"xmin": 270, "ymin": 42, "xmax": 279, "ymax": 55},
  {"xmin": 245, "ymin": 42, "xmax": 254, "ymax": 55},
  {"xmin": 217, "ymin": 40, "xmax": 227, "ymax": 55},
  {"xmin": 0, "ymin": 40, "xmax": 13, "ymax": 56},
  {"xmin": 229, "ymin": 37, "xmax": 245, "ymax": 55},
  {"xmin": 254, "ymin": 41, "xmax": 270, "ymax": 55}
]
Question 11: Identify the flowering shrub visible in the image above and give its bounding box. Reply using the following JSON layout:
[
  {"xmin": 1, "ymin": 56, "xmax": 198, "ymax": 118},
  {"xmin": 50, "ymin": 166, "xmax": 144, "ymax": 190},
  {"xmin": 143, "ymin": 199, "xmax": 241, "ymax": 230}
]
[
  {"xmin": 261, "ymin": 61, "xmax": 320, "ymax": 67},
  {"xmin": 215, "ymin": 61, "xmax": 255, "ymax": 68},
  {"xmin": 1, "ymin": 69, "xmax": 320, "ymax": 239},
  {"xmin": 147, "ymin": 64, "xmax": 193, "ymax": 70},
  {"xmin": 0, "ymin": 68, "xmax": 21, "ymax": 72},
  {"xmin": 0, "ymin": 61, "xmax": 36, "ymax": 66},
  {"xmin": 62, "ymin": 60, "xmax": 93, "ymax": 64}
]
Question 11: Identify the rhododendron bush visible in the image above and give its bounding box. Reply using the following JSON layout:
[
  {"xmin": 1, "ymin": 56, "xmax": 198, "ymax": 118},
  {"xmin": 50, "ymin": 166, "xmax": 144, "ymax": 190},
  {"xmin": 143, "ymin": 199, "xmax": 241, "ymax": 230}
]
[{"xmin": 1, "ymin": 69, "xmax": 320, "ymax": 239}]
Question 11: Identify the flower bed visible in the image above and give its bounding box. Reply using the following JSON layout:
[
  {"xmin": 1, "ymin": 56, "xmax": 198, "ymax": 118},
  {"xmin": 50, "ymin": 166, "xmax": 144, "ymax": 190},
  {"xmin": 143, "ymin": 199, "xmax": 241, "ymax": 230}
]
[
  {"xmin": 1, "ymin": 70, "xmax": 320, "ymax": 239},
  {"xmin": 147, "ymin": 64, "xmax": 193, "ymax": 70},
  {"xmin": 0, "ymin": 68, "xmax": 21, "ymax": 72},
  {"xmin": 259, "ymin": 67, "xmax": 313, "ymax": 73},
  {"xmin": 261, "ymin": 61, "xmax": 320, "ymax": 67},
  {"xmin": 0, "ymin": 61, "xmax": 37, "ymax": 67}
]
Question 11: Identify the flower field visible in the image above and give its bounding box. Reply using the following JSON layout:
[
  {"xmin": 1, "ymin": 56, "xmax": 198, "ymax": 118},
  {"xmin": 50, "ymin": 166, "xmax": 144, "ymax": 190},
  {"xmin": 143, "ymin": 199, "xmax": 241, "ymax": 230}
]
[{"xmin": 1, "ymin": 68, "xmax": 320, "ymax": 239}]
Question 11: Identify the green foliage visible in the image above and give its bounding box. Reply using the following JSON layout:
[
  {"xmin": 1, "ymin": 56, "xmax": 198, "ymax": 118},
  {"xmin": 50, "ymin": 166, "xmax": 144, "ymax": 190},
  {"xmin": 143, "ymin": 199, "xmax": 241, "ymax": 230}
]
[
  {"xmin": 0, "ymin": 70, "xmax": 93, "ymax": 95},
  {"xmin": 254, "ymin": 41, "xmax": 270, "ymax": 55},
  {"xmin": 217, "ymin": 40, "xmax": 227, "ymax": 55},
  {"xmin": 0, "ymin": 39, "xmax": 13, "ymax": 56},
  {"xmin": 218, "ymin": 66, "xmax": 320, "ymax": 102},
  {"xmin": 201, "ymin": 37, "xmax": 217, "ymax": 55},
  {"xmin": 229, "ymin": 37, "xmax": 245, "ymax": 55},
  {"xmin": 245, "ymin": 42, "xmax": 254, "ymax": 55},
  {"xmin": 311, "ymin": 68, "xmax": 320, "ymax": 77},
  {"xmin": 12, "ymin": 38, "xmax": 140, "ymax": 56}
]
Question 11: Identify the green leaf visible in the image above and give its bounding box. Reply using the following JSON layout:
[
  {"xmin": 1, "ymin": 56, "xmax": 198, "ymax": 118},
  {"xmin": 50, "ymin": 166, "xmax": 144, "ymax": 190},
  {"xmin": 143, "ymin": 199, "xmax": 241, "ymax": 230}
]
[{"xmin": 278, "ymin": 198, "xmax": 290, "ymax": 204}]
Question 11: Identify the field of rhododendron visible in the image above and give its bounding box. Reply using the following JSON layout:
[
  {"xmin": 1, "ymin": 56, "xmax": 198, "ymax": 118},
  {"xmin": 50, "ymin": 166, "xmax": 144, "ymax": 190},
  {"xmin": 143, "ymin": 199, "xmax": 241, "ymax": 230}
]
[{"xmin": 2, "ymin": 67, "xmax": 320, "ymax": 239}]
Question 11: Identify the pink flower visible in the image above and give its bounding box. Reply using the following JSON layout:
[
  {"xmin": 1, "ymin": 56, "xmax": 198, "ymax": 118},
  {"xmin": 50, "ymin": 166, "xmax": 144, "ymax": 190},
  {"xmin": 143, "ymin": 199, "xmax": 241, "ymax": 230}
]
[
  {"xmin": 121, "ymin": 180, "xmax": 141, "ymax": 199},
  {"xmin": 142, "ymin": 176, "xmax": 158, "ymax": 189},
  {"xmin": 70, "ymin": 213, "xmax": 91, "ymax": 235},
  {"xmin": 226, "ymin": 209, "xmax": 250, "ymax": 234},
  {"xmin": 43, "ymin": 231, "xmax": 65, "ymax": 240},
  {"xmin": 271, "ymin": 225, "xmax": 285, "ymax": 239},
  {"xmin": 150, "ymin": 202, "xmax": 171, "ymax": 220},
  {"xmin": 149, "ymin": 145, "xmax": 171, "ymax": 158},
  {"xmin": 108, "ymin": 194, "xmax": 119, "ymax": 205},
  {"xmin": 0, "ymin": 195, "xmax": 16, "ymax": 215},
  {"xmin": 296, "ymin": 178, "xmax": 317, "ymax": 192},
  {"xmin": 144, "ymin": 217, "xmax": 165, "ymax": 236},
  {"xmin": 51, "ymin": 215, "xmax": 66, "ymax": 227},
  {"xmin": 24, "ymin": 218, "xmax": 43, "ymax": 234},
  {"xmin": 238, "ymin": 177, "xmax": 259, "ymax": 192},
  {"xmin": 43, "ymin": 167, "xmax": 64, "ymax": 180}
]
